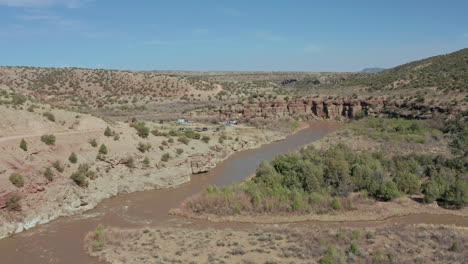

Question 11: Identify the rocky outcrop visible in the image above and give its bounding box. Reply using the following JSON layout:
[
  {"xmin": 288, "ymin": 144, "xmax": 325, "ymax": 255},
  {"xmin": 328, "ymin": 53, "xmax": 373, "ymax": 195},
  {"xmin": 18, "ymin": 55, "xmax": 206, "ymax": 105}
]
[{"xmin": 195, "ymin": 98, "xmax": 462, "ymax": 121}]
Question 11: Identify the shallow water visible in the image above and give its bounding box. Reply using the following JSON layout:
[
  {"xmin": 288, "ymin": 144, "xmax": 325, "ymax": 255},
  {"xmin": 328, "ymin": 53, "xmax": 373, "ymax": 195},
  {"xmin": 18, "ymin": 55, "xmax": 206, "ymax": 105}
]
[{"xmin": 0, "ymin": 123, "xmax": 341, "ymax": 264}]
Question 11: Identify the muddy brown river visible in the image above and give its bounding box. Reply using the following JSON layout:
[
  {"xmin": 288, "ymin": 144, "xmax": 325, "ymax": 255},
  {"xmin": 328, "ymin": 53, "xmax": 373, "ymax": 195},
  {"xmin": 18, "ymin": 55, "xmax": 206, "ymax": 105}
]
[{"xmin": 1, "ymin": 123, "xmax": 466, "ymax": 264}]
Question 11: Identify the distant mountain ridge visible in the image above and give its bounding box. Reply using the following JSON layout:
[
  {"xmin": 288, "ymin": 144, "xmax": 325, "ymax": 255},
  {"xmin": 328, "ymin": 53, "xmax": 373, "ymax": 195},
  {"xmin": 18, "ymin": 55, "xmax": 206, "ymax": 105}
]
[{"xmin": 350, "ymin": 48, "xmax": 468, "ymax": 91}]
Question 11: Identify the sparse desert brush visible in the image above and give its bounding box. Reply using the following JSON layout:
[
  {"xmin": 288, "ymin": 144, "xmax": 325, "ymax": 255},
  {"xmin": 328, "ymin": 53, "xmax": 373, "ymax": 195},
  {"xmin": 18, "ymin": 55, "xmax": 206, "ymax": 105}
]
[
  {"xmin": 41, "ymin": 134, "xmax": 56, "ymax": 145},
  {"xmin": 42, "ymin": 111, "xmax": 55, "ymax": 122},
  {"xmin": 130, "ymin": 121, "xmax": 149, "ymax": 138},
  {"xmin": 176, "ymin": 148, "xmax": 184, "ymax": 155},
  {"xmin": 44, "ymin": 167, "xmax": 54, "ymax": 181},
  {"xmin": 137, "ymin": 142, "xmax": 152, "ymax": 153},
  {"xmin": 201, "ymin": 135, "xmax": 210, "ymax": 143},
  {"xmin": 125, "ymin": 156, "xmax": 135, "ymax": 168},
  {"xmin": 6, "ymin": 193, "xmax": 22, "ymax": 211},
  {"xmin": 178, "ymin": 136, "xmax": 190, "ymax": 145},
  {"xmin": 161, "ymin": 153, "xmax": 170, "ymax": 162},
  {"xmin": 9, "ymin": 172, "xmax": 24, "ymax": 188},
  {"xmin": 89, "ymin": 138, "xmax": 98, "ymax": 147},
  {"xmin": 69, "ymin": 152, "xmax": 78, "ymax": 163},
  {"xmin": 70, "ymin": 171, "xmax": 88, "ymax": 187},
  {"xmin": 52, "ymin": 160, "xmax": 65, "ymax": 172}
]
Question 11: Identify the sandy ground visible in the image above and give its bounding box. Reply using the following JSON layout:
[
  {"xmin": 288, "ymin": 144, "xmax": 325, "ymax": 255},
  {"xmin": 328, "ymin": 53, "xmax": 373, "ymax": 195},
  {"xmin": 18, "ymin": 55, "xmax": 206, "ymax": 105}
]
[{"xmin": 85, "ymin": 224, "xmax": 468, "ymax": 264}]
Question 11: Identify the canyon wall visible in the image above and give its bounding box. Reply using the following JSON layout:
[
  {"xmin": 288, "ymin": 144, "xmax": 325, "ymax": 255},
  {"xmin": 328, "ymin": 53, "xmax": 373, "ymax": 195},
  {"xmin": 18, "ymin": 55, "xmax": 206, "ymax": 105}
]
[{"xmin": 195, "ymin": 99, "xmax": 461, "ymax": 120}]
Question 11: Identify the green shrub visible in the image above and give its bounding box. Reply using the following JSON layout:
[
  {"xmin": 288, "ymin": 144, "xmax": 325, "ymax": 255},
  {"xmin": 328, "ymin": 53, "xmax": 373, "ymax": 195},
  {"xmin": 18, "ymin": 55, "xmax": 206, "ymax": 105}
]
[
  {"xmin": 137, "ymin": 142, "xmax": 152, "ymax": 153},
  {"xmin": 378, "ymin": 181, "xmax": 400, "ymax": 201},
  {"xmin": 70, "ymin": 171, "xmax": 88, "ymax": 187},
  {"xmin": 41, "ymin": 134, "xmax": 56, "ymax": 145},
  {"xmin": 125, "ymin": 156, "xmax": 135, "ymax": 168},
  {"xmin": 176, "ymin": 148, "xmax": 184, "ymax": 155},
  {"xmin": 9, "ymin": 173, "xmax": 24, "ymax": 188},
  {"xmin": 89, "ymin": 138, "xmax": 98, "ymax": 147},
  {"xmin": 6, "ymin": 193, "xmax": 22, "ymax": 211},
  {"xmin": 99, "ymin": 144, "xmax": 108, "ymax": 155},
  {"xmin": 130, "ymin": 121, "xmax": 149, "ymax": 138},
  {"xmin": 19, "ymin": 139, "xmax": 27, "ymax": 151},
  {"xmin": 52, "ymin": 160, "xmax": 65, "ymax": 172},
  {"xmin": 69, "ymin": 152, "xmax": 78, "ymax": 163},
  {"xmin": 44, "ymin": 167, "xmax": 54, "ymax": 181},
  {"xmin": 395, "ymin": 171, "xmax": 420, "ymax": 194},
  {"xmin": 330, "ymin": 198, "xmax": 342, "ymax": 210},
  {"xmin": 104, "ymin": 126, "xmax": 113, "ymax": 137},
  {"xmin": 348, "ymin": 242, "xmax": 359, "ymax": 255},
  {"xmin": 201, "ymin": 136, "xmax": 210, "ymax": 143},
  {"xmin": 178, "ymin": 136, "xmax": 190, "ymax": 145},
  {"xmin": 42, "ymin": 112, "xmax": 55, "ymax": 122},
  {"xmin": 319, "ymin": 245, "xmax": 346, "ymax": 264},
  {"xmin": 161, "ymin": 153, "xmax": 170, "ymax": 162},
  {"xmin": 143, "ymin": 156, "xmax": 150, "ymax": 166}
]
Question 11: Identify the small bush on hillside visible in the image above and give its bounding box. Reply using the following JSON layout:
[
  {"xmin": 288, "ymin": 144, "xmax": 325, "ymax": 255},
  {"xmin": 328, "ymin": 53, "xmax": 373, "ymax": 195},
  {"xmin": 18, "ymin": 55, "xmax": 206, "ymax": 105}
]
[
  {"xmin": 70, "ymin": 171, "xmax": 88, "ymax": 187},
  {"xmin": 161, "ymin": 153, "xmax": 170, "ymax": 162},
  {"xmin": 201, "ymin": 136, "xmax": 210, "ymax": 143},
  {"xmin": 137, "ymin": 142, "xmax": 152, "ymax": 153},
  {"xmin": 176, "ymin": 148, "xmax": 184, "ymax": 155},
  {"xmin": 130, "ymin": 121, "xmax": 149, "ymax": 138},
  {"xmin": 89, "ymin": 138, "xmax": 98, "ymax": 147},
  {"xmin": 19, "ymin": 139, "xmax": 27, "ymax": 151},
  {"xmin": 9, "ymin": 173, "xmax": 24, "ymax": 188},
  {"xmin": 43, "ymin": 112, "xmax": 55, "ymax": 122},
  {"xmin": 178, "ymin": 136, "xmax": 190, "ymax": 145},
  {"xmin": 104, "ymin": 126, "xmax": 114, "ymax": 137},
  {"xmin": 125, "ymin": 156, "xmax": 135, "ymax": 168},
  {"xmin": 143, "ymin": 156, "xmax": 150, "ymax": 166},
  {"xmin": 44, "ymin": 167, "xmax": 54, "ymax": 181},
  {"xmin": 41, "ymin": 134, "xmax": 56, "ymax": 145},
  {"xmin": 6, "ymin": 193, "xmax": 22, "ymax": 211},
  {"xmin": 99, "ymin": 144, "xmax": 108, "ymax": 155},
  {"xmin": 69, "ymin": 152, "xmax": 78, "ymax": 163},
  {"xmin": 52, "ymin": 160, "xmax": 65, "ymax": 172}
]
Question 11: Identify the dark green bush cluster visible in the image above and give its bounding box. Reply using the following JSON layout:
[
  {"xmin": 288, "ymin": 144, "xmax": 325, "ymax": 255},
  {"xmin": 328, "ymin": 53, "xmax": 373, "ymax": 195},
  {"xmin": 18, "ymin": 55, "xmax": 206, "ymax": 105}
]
[
  {"xmin": 347, "ymin": 117, "xmax": 441, "ymax": 143},
  {"xmin": 52, "ymin": 160, "xmax": 65, "ymax": 172},
  {"xmin": 161, "ymin": 153, "xmax": 170, "ymax": 162},
  {"xmin": 187, "ymin": 142, "xmax": 467, "ymax": 215},
  {"xmin": 20, "ymin": 139, "xmax": 27, "ymax": 151}
]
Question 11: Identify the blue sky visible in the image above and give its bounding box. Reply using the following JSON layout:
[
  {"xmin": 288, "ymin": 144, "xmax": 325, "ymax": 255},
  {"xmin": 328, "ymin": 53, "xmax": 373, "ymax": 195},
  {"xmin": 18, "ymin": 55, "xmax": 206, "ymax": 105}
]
[{"xmin": 0, "ymin": 0, "xmax": 467, "ymax": 71}]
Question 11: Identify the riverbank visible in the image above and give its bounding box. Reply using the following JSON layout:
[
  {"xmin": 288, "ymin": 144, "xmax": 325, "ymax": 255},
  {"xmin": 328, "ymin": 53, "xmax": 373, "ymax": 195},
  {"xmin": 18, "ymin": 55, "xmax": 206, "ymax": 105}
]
[{"xmin": 0, "ymin": 121, "xmax": 291, "ymax": 239}]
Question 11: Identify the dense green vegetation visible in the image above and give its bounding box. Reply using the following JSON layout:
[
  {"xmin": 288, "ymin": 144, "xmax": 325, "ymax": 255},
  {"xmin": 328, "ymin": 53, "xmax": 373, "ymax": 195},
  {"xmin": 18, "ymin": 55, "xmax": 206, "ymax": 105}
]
[
  {"xmin": 187, "ymin": 116, "xmax": 467, "ymax": 215},
  {"xmin": 346, "ymin": 117, "xmax": 442, "ymax": 144},
  {"xmin": 349, "ymin": 48, "xmax": 468, "ymax": 92}
]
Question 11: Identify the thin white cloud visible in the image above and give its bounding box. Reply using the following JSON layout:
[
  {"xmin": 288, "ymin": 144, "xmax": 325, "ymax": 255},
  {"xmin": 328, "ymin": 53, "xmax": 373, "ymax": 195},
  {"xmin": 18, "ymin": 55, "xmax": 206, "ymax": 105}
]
[
  {"xmin": 0, "ymin": 0, "xmax": 92, "ymax": 8},
  {"xmin": 256, "ymin": 30, "xmax": 284, "ymax": 41},
  {"xmin": 17, "ymin": 14, "xmax": 61, "ymax": 21},
  {"xmin": 304, "ymin": 44, "xmax": 320, "ymax": 53}
]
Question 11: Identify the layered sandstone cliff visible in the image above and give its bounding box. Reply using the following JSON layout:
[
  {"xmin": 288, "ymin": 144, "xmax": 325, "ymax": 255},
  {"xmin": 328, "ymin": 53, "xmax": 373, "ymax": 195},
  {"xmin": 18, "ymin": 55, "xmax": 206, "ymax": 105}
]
[{"xmin": 194, "ymin": 98, "xmax": 462, "ymax": 121}]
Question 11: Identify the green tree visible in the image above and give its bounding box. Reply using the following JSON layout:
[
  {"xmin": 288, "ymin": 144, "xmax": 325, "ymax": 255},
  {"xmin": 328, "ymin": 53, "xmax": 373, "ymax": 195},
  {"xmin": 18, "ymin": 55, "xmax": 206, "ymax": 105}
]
[{"xmin": 99, "ymin": 144, "xmax": 108, "ymax": 155}]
